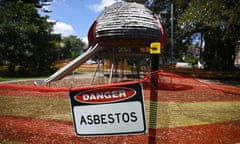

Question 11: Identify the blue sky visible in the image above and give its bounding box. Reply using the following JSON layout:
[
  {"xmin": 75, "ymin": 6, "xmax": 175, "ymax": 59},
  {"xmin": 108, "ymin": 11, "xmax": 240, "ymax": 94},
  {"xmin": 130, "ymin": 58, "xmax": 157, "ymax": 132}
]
[{"xmin": 44, "ymin": 0, "xmax": 118, "ymax": 43}]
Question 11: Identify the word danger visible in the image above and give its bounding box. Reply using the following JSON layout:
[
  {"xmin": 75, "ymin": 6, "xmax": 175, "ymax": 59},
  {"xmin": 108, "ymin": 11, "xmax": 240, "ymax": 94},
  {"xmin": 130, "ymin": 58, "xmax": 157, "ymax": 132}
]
[
  {"xmin": 80, "ymin": 112, "xmax": 137, "ymax": 125},
  {"xmin": 83, "ymin": 90, "xmax": 126, "ymax": 100},
  {"xmin": 75, "ymin": 87, "xmax": 136, "ymax": 103}
]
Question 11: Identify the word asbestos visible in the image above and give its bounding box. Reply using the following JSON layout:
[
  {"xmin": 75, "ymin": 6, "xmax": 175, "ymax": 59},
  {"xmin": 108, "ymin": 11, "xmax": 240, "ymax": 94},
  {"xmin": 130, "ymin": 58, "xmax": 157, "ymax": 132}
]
[{"xmin": 79, "ymin": 112, "xmax": 138, "ymax": 125}]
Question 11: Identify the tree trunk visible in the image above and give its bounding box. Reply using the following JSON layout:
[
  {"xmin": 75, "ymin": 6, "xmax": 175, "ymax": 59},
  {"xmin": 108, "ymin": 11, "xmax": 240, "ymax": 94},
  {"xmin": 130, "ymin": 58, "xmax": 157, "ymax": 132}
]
[{"xmin": 204, "ymin": 38, "xmax": 236, "ymax": 70}]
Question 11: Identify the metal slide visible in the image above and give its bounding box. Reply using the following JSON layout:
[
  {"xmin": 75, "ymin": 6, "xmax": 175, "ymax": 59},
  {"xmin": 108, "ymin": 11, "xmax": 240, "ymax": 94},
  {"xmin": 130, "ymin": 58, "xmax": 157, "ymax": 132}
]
[{"xmin": 35, "ymin": 43, "xmax": 99, "ymax": 85}]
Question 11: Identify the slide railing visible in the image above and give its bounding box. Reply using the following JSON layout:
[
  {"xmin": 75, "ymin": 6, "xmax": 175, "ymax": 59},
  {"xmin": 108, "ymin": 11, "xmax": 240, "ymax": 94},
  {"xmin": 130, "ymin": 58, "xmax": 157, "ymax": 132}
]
[{"xmin": 35, "ymin": 43, "xmax": 99, "ymax": 85}]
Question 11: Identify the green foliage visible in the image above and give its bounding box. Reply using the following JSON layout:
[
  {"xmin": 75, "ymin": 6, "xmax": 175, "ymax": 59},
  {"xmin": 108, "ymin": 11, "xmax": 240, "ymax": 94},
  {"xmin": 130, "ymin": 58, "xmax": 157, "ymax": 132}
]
[
  {"xmin": 147, "ymin": 0, "xmax": 239, "ymax": 70},
  {"xmin": 0, "ymin": 1, "xmax": 60, "ymax": 77},
  {"xmin": 0, "ymin": 0, "xmax": 53, "ymax": 9},
  {"xmin": 178, "ymin": 0, "xmax": 240, "ymax": 70},
  {"xmin": 184, "ymin": 57, "xmax": 197, "ymax": 64},
  {"xmin": 57, "ymin": 36, "xmax": 85, "ymax": 59}
]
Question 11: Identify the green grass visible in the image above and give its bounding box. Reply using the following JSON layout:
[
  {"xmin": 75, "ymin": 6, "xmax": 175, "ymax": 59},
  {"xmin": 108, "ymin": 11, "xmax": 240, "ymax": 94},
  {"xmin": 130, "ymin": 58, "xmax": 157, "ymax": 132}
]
[
  {"xmin": 0, "ymin": 96, "xmax": 71, "ymax": 121},
  {"xmin": 0, "ymin": 67, "xmax": 95, "ymax": 82},
  {"xmin": 0, "ymin": 77, "xmax": 45, "ymax": 82},
  {"xmin": 1, "ymin": 96, "xmax": 240, "ymax": 129},
  {"xmin": 160, "ymin": 66, "xmax": 240, "ymax": 80},
  {"xmin": 0, "ymin": 66, "xmax": 95, "ymax": 82},
  {"xmin": 0, "ymin": 139, "xmax": 25, "ymax": 144},
  {"xmin": 156, "ymin": 101, "xmax": 240, "ymax": 128},
  {"xmin": 0, "ymin": 77, "xmax": 22, "ymax": 82}
]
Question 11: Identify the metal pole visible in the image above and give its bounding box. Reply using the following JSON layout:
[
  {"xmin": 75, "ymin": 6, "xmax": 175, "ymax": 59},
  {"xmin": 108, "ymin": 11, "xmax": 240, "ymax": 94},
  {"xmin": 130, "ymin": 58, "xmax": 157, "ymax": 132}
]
[
  {"xmin": 109, "ymin": 63, "xmax": 114, "ymax": 84},
  {"xmin": 90, "ymin": 60, "xmax": 101, "ymax": 85},
  {"xmin": 148, "ymin": 54, "xmax": 159, "ymax": 144},
  {"xmin": 171, "ymin": 3, "xmax": 174, "ymax": 64}
]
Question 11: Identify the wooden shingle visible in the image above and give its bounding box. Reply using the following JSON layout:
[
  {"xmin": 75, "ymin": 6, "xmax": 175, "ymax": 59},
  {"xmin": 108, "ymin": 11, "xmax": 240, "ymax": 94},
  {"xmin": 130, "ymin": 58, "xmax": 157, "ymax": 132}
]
[{"xmin": 96, "ymin": 2, "xmax": 162, "ymax": 47}]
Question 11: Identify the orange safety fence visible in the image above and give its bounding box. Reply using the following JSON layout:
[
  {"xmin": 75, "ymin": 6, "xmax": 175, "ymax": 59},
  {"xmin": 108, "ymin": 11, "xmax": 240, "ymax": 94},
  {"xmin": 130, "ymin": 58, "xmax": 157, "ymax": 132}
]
[
  {"xmin": 1, "ymin": 71, "xmax": 240, "ymax": 144},
  {"xmin": 0, "ymin": 71, "xmax": 239, "ymax": 95}
]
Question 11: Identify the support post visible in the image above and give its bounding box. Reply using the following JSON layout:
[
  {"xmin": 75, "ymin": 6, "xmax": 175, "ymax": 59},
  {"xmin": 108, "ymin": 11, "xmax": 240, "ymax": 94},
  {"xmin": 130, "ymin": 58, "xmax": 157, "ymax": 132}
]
[{"xmin": 148, "ymin": 43, "xmax": 160, "ymax": 144}]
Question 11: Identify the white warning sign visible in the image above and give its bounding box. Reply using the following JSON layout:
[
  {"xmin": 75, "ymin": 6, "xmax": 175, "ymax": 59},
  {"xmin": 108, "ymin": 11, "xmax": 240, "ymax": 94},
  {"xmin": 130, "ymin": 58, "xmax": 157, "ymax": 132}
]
[{"xmin": 69, "ymin": 82, "xmax": 147, "ymax": 136}]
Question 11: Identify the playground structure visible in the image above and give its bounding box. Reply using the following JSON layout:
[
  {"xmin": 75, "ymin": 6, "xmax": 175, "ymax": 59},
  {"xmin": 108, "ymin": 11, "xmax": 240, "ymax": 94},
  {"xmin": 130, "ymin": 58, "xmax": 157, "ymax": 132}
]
[
  {"xmin": 37, "ymin": 1, "xmax": 167, "ymax": 85},
  {"xmin": 3, "ymin": 2, "xmax": 240, "ymax": 144}
]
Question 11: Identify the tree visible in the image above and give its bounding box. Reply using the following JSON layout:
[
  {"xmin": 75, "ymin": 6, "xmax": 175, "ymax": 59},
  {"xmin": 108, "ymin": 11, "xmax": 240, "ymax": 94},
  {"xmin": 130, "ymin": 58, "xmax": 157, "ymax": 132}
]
[
  {"xmin": 130, "ymin": 0, "xmax": 240, "ymax": 70},
  {"xmin": 0, "ymin": 0, "xmax": 60, "ymax": 76},
  {"xmin": 58, "ymin": 36, "xmax": 85, "ymax": 60},
  {"xmin": 178, "ymin": 0, "xmax": 240, "ymax": 70},
  {"xmin": 143, "ymin": 0, "xmax": 190, "ymax": 63},
  {"xmin": 0, "ymin": 0, "xmax": 52, "ymax": 9}
]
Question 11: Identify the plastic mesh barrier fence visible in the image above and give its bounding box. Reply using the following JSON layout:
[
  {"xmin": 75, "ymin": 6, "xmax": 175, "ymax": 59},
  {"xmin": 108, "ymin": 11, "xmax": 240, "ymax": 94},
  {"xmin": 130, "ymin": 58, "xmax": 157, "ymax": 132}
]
[{"xmin": 1, "ymin": 71, "xmax": 240, "ymax": 144}]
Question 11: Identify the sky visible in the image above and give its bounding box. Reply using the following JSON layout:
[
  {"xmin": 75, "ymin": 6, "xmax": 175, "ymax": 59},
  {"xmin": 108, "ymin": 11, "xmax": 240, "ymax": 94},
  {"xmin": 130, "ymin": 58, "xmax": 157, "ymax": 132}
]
[{"xmin": 44, "ymin": 0, "xmax": 119, "ymax": 43}]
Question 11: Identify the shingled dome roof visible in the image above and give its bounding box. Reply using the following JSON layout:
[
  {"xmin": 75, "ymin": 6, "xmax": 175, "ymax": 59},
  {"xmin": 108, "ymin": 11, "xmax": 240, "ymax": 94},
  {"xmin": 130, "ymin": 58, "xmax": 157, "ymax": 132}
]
[{"xmin": 88, "ymin": 2, "xmax": 164, "ymax": 47}]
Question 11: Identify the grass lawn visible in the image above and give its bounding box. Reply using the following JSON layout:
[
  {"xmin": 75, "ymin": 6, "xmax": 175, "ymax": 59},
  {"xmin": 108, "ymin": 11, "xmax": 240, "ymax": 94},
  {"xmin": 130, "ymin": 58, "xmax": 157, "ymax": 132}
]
[
  {"xmin": 0, "ymin": 139, "xmax": 25, "ymax": 144},
  {"xmin": 0, "ymin": 77, "xmax": 11, "ymax": 82},
  {"xmin": 0, "ymin": 77, "xmax": 45, "ymax": 82},
  {"xmin": 160, "ymin": 66, "xmax": 240, "ymax": 80},
  {"xmin": 0, "ymin": 64, "xmax": 96, "ymax": 83},
  {"xmin": 0, "ymin": 77, "xmax": 23, "ymax": 82},
  {"xmin": 1, "ymin": 95, "xmax": 240, "ymax": 129},
  {"xmin": 0, "ymin": 96, "xmax": 71, "ymax": 121}
]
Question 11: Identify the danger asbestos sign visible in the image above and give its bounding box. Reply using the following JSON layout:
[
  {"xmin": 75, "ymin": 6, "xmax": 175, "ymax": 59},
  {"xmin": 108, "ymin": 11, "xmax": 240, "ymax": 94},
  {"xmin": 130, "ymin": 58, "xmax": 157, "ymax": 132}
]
[{"xmin": 69, "ymin": 82, "xmax": 147, "ymax": 136}]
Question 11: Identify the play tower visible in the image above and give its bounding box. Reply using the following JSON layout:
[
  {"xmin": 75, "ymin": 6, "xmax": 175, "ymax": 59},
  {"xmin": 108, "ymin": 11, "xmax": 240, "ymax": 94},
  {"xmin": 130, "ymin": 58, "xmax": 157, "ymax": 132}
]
[{"xmin": 39, "ymin": 1, "xmax": 167, "ymax": 85}]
